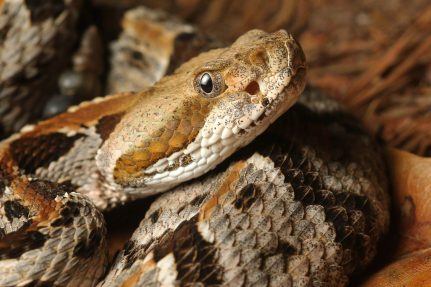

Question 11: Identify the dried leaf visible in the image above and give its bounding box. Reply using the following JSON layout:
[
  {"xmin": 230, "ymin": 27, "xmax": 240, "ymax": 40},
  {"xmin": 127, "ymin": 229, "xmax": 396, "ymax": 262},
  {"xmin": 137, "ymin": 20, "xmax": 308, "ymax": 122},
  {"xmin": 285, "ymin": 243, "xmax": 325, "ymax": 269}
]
[{"xmin": 361, "ymin": 148, "xmax": 431, "ymax": 286}]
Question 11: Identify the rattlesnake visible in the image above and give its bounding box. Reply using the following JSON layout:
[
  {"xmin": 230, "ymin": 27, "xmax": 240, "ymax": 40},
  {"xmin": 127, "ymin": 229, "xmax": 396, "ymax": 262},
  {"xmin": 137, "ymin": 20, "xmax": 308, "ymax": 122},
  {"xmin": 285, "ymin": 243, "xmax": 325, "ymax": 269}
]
[{"xmin": 0, "ymin": 2, "xmax": 389, "ymax": 287}]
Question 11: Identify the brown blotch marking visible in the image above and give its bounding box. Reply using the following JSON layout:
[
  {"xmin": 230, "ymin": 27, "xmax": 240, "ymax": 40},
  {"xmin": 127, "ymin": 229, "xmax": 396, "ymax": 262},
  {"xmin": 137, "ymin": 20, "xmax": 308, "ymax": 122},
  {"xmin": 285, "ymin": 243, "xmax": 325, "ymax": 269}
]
[
  {"xmin": 233, "ymin": 183, "xmax": 261, "ymax": 210},
  {"xmin": 24, "ymin": 0, "xmax": 65, "ymax": 23},
  {"xmin": 4, "ymin": 200, "xmax": 29, "ymax": 221},
  {"xmin": 261, "ymin": 137, "xmax": 378, "ymax": 272},
  {"xmin": 96, "ymin": 112, "xmax": 125, "ymax": 142},
  {"xmin": 27, "ymin": 181, "xmax": 73, "ymax": 226},
  {"xmin": 151, "ymin": 217, "xmax": 223, "ymax": 285},
  {"xmin": 152, "ymin": 231, "xmax": 174, "ymax": 262},
  {"xmin": 123, "ymin": 240, "xmax": 151, "ymax": 270},
  {"xmin": 10, "ymin": 132, "xmax": 84, "ymax": 175},
  {"xmin": 123, "ymin": 240, "xmax": 136, "ymax": 257},
  {"xmin": 120, "ymin": 257, "xmax": 157, "ymax": 287},
  {"xmin": 23, "ymin": 92, "xmax": 140, "ymax": 137},
  {"xmin": 190, "ymin": 194, "xmax": 208, "ymax": 207},
  {"xmin": 73, "ymin": 229, "xmax": 102, "ymax": 259},
  {"xmin": 295, "ymin": 186, "xmax": 315, "ymax": 205},
  {"xmin": 0, "ymin": 230, "xmax": 47, "ymax": 260},
  {"xmin": 279, "ymin": 240, "xmax": 297, "ymax": 256},
  {"xmin": 0, "ymin": 154, "xmax": 64, "ymax": 224},
  {"xmin": 199, "ymin": 160, "xmax": 246, "ymax": 221},
  {"xmin": 28, "ymin": 179, "xmax": 76, "ymax": 200},
  {"xmin": 50, "ymin": 200, "xmax": 81, "ymax": 227},
  {"xmin": 0, "ymin": 153, "xmax": 71, "ymax": 251},
  {"xmin": 149, "ymin": 210, "xmax": 160, "ymax": 224},
  {"xmin": 173, "ymin": 218, "xmax": 223, "ymax": 284}
]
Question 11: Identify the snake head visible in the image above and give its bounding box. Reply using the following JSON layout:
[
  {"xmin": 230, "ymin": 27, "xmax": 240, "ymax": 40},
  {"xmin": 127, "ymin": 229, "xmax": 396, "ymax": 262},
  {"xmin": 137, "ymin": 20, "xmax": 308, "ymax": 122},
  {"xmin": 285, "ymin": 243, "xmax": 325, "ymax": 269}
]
[
  {"xmin": 189, "ymin": 29, "xmax": 306, "ymax": 142},
  {"xmin": 98, "ymin": 29, "xmax": 306, "ymax": 194}
]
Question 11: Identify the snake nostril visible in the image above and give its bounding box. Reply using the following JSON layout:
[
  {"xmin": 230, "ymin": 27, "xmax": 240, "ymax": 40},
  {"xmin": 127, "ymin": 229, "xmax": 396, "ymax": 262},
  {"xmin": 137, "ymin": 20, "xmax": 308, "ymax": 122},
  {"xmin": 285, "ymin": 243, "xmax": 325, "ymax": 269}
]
[{"xmin": 245, "ymin": 81, "xmax": 260, "ymax": 95}]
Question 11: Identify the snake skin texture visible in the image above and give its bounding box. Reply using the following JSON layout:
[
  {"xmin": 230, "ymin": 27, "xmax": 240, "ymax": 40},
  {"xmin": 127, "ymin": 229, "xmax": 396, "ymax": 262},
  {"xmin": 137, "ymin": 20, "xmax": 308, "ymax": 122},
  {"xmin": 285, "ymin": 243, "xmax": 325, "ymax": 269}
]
[
  {"xmin": 0, "ymin": 4, "xmax": 389, "ymax": 286},
  {"xmin": 100, "ymin": 87, "xmax": 389, "ymax": 286},
  {"xmin": 0, "ymin": 0, "xmax": 81, "ymax": 137},
  {"xmin": 0, "ymin": 189, "xmax": 107, "ymax": 286},
  {"xmin": 0, "ymin": 29, "xmax": 311, "ymax": 286}
]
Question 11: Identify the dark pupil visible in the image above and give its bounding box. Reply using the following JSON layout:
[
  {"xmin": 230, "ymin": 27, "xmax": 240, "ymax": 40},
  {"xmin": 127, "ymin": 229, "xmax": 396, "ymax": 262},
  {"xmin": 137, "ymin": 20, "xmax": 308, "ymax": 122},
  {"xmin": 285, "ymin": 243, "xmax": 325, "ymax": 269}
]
[{"xmin": 200, "ymin": 73, "xmax": 213, "ymax": 94}]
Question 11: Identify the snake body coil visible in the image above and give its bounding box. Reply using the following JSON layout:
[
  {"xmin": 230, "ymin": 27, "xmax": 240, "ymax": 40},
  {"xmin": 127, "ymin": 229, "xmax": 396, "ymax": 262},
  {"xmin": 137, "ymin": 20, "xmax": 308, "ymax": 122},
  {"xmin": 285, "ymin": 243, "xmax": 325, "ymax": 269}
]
[
  {"xmin": 101, "ymin": 88, "xmax": 389, "ymax": 286},
  {"xmin": 0, "ymin": 4, "xmax": 389, "ymax": 286}
]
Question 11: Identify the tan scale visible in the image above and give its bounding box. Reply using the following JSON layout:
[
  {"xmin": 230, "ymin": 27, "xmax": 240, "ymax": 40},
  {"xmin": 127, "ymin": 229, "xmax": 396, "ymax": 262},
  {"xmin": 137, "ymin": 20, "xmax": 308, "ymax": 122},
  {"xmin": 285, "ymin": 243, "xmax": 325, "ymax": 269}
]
[{"xmin": 113, "ymin": 96, "xmax": 214, "ymax": 184}]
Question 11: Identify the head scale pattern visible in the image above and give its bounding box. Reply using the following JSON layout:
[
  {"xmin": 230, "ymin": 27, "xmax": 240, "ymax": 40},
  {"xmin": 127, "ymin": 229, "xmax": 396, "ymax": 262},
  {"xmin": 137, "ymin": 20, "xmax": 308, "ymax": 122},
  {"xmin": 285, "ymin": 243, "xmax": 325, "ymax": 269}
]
[{"xmin": 96, "ymin": 29, "xmax": 307, "ymax": 196}]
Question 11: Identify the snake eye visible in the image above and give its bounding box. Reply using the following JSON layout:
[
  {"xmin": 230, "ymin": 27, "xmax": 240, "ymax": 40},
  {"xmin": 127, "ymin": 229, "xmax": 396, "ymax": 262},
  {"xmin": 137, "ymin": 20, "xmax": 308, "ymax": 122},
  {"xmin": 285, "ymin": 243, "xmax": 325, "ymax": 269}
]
[
  {"xmin": 200, "ymin": 73, "xmax": 213, "ymax": 93},
  {"xmin": 194, "ymin": 71, "xmax": 225, "ymax": 98}
]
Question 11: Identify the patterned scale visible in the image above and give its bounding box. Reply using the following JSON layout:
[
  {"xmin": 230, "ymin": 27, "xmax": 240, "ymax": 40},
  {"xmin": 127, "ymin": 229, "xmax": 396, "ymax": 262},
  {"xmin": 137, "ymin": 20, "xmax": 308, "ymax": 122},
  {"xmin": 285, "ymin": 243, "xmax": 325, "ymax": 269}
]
[
  {"xmin": 0, "ymin": 178, "xmax": 107, "ymax": 286},
  {"xmin": 100, "ymin": 87, "xmax": 389, "ymax": 287}
]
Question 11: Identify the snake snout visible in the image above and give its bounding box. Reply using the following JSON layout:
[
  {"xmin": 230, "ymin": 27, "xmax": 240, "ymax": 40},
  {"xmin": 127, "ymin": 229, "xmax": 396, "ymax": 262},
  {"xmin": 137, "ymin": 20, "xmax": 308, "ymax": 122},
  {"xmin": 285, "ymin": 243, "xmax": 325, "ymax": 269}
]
[
  {"xmin": 288, "ymin": 40, "xmax": 306, "ymax": 74},
  {"xmin": 254, "ymin": 31, "xmax": 306, "ymax": 81}
]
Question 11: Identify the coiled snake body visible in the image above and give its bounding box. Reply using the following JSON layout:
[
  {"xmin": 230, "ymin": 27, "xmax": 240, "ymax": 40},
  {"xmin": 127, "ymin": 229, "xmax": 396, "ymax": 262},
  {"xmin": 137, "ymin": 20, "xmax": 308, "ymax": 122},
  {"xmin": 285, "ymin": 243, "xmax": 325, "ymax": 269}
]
[
  {"xmin": 100, "ymin": 89, "xmax": 389, "ymax": 287},
  {"xmin": 0, "ymin": 5, "xmax": 389, "ymax": 287}
]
